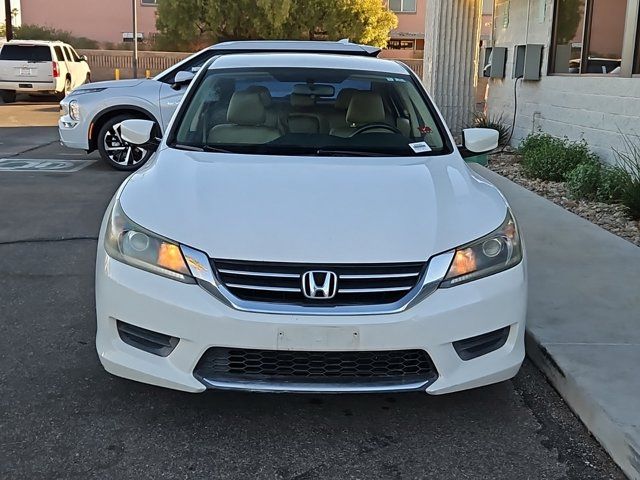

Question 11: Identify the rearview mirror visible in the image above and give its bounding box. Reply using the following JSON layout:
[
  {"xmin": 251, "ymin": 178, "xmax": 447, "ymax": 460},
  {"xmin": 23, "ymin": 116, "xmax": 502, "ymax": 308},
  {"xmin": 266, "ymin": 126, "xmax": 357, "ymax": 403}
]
[
  {"xmin": 459, "ymin": 128, "xmax": 499, "ymax": 158},
  {"xmin": 172, "ymin": 70, "xmax": 195, "ymax": 90},
  {"xmin": 120, "ymin": 119, "xmax": 158, "ymax": 147},
  {"xmin": 80, "ymin": 55, "xmax": 88, "ymax": 62},
  {"xmin": 293, "ymin": 83, "xmax": 335, "ymax": 97}
]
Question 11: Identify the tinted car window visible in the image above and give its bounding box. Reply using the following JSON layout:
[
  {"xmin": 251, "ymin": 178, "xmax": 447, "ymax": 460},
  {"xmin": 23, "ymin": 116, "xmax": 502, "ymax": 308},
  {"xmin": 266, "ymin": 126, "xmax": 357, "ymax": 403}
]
[
  {"xmin": 0, "ymin": 45, "xmax": 52, "ymax": 62},
  {"xmin": 54, "ymin": 46, "xmax": 64, "ymax": 62},
  {"xmin": 160, "ymin": 50, "xmax": 217, "ymax": 84},
  {"xmin": 69, "ymin": 48, "xmax": 82, "ymax": 62}
]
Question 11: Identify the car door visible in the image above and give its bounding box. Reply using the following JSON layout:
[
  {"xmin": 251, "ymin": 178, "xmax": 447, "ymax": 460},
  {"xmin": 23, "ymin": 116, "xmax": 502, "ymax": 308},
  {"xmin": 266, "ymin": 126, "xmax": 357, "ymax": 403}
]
[
  {"xmin": 62, "ymin": 46, "xmax": 79, "ymax": 87},
  {"xmin": 158, "ymin": 50, "xmax": 217, "ymax": 128},
  {"xmin": 68, "ymin": 47, "xmax": 89, "ymax": 85}
]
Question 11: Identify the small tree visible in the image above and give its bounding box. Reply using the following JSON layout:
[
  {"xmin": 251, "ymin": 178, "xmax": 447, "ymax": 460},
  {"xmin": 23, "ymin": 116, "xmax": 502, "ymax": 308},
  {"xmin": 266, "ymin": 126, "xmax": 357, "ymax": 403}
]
[{"xmin": 155, "ymin": 0, "xmax": 397, "ymax": 51}]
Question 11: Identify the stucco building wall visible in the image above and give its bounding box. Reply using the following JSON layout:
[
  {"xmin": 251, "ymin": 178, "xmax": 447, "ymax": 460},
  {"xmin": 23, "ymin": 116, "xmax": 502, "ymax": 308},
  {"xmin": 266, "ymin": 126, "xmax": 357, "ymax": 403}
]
[
  {"xmin": 20, "ymin": 0, "xmax": 158, "ymax": 44},
  {"xmin": 486, "ymin": 0, "xmax": 640, "ymax": 164}
]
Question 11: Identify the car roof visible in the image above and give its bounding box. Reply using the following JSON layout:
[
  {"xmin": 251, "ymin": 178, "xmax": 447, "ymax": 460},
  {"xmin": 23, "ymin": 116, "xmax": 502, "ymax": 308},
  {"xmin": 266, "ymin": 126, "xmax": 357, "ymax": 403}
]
[
  {"xmin": 209, "ymin": 53, "xmax": 409, "ymax": 75},
  {"xmin": 5, "ymin": 40, "xmax": 68, "ymax": 46},
  {"xmin": 208, "ymin": 40, "xmax": 380, "ymax": 57}
]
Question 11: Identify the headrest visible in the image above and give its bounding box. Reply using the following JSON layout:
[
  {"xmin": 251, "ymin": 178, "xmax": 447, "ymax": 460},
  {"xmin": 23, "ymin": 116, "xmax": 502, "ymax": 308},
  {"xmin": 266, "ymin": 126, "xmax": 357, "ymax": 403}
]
[
  {"xmin": 290, "ymin": 93, "xmax": 314, "ymax": 108},
  {"xmin": 245, "ymin": 85, "xmax": 272, "ymax": 107},
  {"xmin": 335, "ymin": 88, "xmax": 357, "ymax": 110},
  {"xmin": 227, "ymin": 91, "xmax": 266, "ymax": 126},
  {"xmin": 346, "ymin": 92, "xmax": 385, "ymax": 125}
]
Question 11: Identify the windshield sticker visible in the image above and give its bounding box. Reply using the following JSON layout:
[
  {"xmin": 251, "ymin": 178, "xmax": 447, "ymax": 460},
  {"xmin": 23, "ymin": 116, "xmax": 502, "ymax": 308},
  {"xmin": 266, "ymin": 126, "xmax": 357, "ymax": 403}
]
[{"xmin": 409, "ymin": 142, "xmax": 432, "ymax": 153}]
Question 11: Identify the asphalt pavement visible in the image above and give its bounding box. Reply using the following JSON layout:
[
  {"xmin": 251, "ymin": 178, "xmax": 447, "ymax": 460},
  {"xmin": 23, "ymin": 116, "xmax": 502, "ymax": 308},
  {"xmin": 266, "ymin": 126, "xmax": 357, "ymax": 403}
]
[{"xmin": 0, "ymin": 105, "xmax": 625, "ymax": 479}]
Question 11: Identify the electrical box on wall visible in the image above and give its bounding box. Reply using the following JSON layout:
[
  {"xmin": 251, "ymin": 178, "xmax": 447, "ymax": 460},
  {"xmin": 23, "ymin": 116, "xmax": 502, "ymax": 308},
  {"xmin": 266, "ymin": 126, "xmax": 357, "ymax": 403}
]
[
  {"xmin": 481, "ymin": 47, "xmax": 507, "ymax": 79},
  {"xmin": 512, "ymin": 44, "xmax": 544, "ymax": 80}
]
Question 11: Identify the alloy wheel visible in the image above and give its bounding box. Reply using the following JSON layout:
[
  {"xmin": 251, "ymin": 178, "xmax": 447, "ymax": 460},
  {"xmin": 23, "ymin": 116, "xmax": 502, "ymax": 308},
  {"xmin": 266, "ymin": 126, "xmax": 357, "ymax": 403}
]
[{"xmin": 103, "ymin": 122, "xmax": 148, "ymax": 168}]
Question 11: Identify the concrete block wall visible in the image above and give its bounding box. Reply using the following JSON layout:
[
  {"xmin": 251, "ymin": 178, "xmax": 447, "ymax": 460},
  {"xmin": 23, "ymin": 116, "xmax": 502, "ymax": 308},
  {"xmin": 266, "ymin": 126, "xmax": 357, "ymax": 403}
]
[{"xmin": 486, "ymin": 0, "xmax": 640, "ymax": 164}]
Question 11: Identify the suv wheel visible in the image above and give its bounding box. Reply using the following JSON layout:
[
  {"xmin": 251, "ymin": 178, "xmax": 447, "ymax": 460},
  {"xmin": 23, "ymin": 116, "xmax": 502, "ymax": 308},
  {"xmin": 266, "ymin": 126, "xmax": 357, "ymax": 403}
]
[
  {"xmin": 1, "ymin": 90, "xmax": 16, "ymax": 103},
  {"xmin": 97, "ymin": 115, "xmax": 156, "ymax": 171}
]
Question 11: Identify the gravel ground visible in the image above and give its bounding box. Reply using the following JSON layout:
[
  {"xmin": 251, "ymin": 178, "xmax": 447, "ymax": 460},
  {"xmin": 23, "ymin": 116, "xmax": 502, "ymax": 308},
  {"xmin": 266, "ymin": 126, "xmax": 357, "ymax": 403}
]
[{"xmin": 488, "ymin": 152, "xmax": 640, "ymax": 247}]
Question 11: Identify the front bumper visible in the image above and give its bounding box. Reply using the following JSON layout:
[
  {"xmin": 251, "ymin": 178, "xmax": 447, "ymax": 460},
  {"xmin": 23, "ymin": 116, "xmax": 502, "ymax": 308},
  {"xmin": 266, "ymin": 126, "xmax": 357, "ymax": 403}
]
[
  {"xmin": 58, "ymin": 115, "xmax": 90, "ymax": 150},
  {"xmin": 96, "ymin": 243, "xmax": 527, "ymax": 394}
]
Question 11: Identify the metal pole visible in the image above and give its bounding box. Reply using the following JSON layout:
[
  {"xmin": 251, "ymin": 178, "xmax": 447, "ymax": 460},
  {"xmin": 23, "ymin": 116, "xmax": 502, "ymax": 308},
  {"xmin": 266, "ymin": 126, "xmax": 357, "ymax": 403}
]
[
  {"xmin": 132, "ymin": 0, "xmax": 138, "ymax": 79},
  {"xmin": 4, "ymin": 0, "xmax": 14, "ymax": 41}
]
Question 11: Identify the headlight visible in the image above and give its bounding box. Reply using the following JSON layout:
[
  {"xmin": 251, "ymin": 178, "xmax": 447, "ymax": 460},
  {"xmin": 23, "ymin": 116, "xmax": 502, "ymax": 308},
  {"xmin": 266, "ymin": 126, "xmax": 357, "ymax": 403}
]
[
  {"xmin": 69, "ymin": 100, "xmax": 80, "ymax": 120},
  {"xmin": 104, "ymin": 201, "xmax": 195, "ymax": 283},
  {"xmin": 440, "ymin": 210, "xmax": 522, "ymax": 288},
  {"xmin": 69, "ymin": 87, "xmax": 106, "ymax": 96}
]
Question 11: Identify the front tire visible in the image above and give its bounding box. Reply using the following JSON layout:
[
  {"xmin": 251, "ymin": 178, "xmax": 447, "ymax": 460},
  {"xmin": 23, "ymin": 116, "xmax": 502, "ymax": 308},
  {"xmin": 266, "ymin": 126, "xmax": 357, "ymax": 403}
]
[
  {"xmin": 1, "ymin": 90, "xmax": 16, "ymax": 103},
  {"xmin": 97, "ymin": 114, "xmax": 156, "ymax": 171}
]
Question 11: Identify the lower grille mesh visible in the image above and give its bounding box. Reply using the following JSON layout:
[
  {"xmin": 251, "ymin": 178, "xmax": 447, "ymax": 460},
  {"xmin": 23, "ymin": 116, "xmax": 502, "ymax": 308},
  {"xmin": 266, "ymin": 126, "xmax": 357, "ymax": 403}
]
[{"xmin": 194, "ymin": 348, "xmax": 437, "ymax": 384}]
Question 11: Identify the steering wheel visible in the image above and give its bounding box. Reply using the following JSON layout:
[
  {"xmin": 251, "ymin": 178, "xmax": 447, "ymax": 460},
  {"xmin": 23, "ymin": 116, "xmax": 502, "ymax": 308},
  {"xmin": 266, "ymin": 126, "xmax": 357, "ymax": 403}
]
[{"xmin": 350, "ymin": 123, "xmax": 402, "ymax": 136}]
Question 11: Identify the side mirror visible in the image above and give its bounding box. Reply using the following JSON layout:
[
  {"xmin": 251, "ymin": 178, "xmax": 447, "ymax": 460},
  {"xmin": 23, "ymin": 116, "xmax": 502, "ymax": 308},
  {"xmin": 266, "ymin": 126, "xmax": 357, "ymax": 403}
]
[
  {"xmin": 120, "ymin": 119, "xmax": 158, "ymax": 148},
  {"xmin": 171, "ymin": 70, "xmax": 195, "ymax": 91},
  {"xmin": 81, "ymin": 55, "xmax": 88, "ymax": 62},
  {"xmin": 459, "ymin": 128, "xmax": 499, "ymax": 158}
]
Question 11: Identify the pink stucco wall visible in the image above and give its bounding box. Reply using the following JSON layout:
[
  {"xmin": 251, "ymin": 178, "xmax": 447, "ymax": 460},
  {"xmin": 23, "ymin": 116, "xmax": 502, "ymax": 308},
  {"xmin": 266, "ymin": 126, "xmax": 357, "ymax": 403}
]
[
  {"xmin": 20, "ymin": 0, "xmax": 158, "ymax": 44},
  {"xmin": 391, "ymin": 0, "xmax": 426, "ymax": 36}
]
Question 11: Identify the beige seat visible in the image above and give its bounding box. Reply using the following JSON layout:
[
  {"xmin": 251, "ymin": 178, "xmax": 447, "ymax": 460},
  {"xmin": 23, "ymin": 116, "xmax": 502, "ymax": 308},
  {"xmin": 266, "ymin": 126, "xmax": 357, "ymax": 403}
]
[
  {"xmin": 208, "ymin": 91, "xmax": 280, "ymax": 144},
  {"xmin": 327, "ymin": 88, "xmax": 358, "ymax": 131},
  {"xmin": 286, "ymin": 93, "xmax": 327, "ymax": 134},
  {"xmin": 244, "ymin": 85, "xmax": 279, "ymax": 129},
  {"xmin": 330, "ymin": 92, "xmax": 390, "ymax": 137}
]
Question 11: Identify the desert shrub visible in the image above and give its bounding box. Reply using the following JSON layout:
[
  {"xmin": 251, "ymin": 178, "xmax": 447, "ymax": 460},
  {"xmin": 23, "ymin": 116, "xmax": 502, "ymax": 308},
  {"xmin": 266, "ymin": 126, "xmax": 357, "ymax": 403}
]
[
  {"xmin": 13, "ymin": 24, "xmax": 99, "ymax": 49},
  {"xmin": 566, "ymin": 161, "xmax": 601, "ymax": 200},
  {"xmin": 471, "ymin": 112, "xmax": 512, "ymax": 147},
  {"xmin": 519, "ymin": 133, "xmax": 597, "ymax": 181},
  {"xmin": 614, "ymin": 134, "xmax": 640, "ymax": 219},
  {"xmin": 597, "ymin": 166, "xmax": 630, "ymax": 203}
]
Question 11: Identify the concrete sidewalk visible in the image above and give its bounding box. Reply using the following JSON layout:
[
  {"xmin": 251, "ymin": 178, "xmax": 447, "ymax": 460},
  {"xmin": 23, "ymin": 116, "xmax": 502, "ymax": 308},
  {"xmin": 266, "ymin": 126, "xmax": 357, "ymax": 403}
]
[{"xmin": 472, "ymin": 164, "xmax": 640, "ymax": 480}]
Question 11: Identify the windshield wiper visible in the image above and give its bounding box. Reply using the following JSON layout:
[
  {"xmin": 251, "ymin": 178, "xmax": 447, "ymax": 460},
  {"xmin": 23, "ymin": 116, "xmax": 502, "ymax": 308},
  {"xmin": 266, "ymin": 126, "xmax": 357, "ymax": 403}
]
[
  {"xmin": 315, "ymin": 149, "xmax": 403, "ymax": 157},
  {"xmin": 172, "ymin": 143, "xmax": 234, "ymax": 153}
]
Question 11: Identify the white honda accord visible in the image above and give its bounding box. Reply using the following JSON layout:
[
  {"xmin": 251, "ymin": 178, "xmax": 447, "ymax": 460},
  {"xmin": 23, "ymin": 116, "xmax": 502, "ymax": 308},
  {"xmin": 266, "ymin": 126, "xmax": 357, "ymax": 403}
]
[{"xmin": 96, "ymin": 52, "xmax": 526, "ymax": 394}]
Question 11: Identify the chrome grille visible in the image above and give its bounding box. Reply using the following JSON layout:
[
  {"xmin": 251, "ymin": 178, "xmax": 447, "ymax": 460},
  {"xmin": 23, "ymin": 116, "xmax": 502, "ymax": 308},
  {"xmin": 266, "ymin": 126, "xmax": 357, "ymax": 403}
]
[{"xmin": 212, "ymin": 259, "xmax": 426, "ymax": 306}]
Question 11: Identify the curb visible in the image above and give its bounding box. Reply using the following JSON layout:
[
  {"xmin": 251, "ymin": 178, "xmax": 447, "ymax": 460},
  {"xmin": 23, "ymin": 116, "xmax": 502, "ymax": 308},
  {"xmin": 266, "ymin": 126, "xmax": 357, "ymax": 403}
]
[{"xmin": 525, "ymin": 330, "xmax": 640, "ymax": 480}]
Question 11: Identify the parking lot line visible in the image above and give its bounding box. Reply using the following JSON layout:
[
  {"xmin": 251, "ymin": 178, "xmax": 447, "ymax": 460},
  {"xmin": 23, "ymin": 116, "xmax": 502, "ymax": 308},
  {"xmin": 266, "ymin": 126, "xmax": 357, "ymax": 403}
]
[{"xmin": 0, "ymin": 158, "xmax": 96, "ymax": 172}]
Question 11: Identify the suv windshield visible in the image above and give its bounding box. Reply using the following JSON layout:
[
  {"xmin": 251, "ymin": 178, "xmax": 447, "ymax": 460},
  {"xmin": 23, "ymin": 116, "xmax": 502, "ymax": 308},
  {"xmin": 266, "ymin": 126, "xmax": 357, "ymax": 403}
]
[
  {"xmin": 170, "ymin": 67, "xmax": 448, "ymax": 156},
  {"xmin": 0, "ymin": 45, "xmax": 52, "ymax": 62}
]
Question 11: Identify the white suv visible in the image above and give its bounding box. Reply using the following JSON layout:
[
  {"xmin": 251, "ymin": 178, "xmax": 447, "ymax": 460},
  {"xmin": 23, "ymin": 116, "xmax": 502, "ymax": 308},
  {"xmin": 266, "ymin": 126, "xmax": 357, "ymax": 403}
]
[
  {"xmin": 58, "ymin": 40, "xmax": 380, "ymax": 170},
  {"xmin": 0, "ymin": 40, "xmax": 91, "ymax": 103}
]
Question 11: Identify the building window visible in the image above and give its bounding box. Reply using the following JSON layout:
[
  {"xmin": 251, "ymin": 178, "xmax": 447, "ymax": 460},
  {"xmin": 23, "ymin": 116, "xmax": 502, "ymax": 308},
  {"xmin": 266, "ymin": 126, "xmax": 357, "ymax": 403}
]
[
  {"xmin": 551, "ymin": 0, "xmax": 627, "ymax": 74},
  {"xmin": 141, "ymin": 0, "xmax": 158, "ymax": 5},
  {"xmin": 387, "ymin": 39, "xmax": 416, "ymax": 50},
  {"xmin": 389, "ymin": 0, "xmax": 417, "ymax": 13}
]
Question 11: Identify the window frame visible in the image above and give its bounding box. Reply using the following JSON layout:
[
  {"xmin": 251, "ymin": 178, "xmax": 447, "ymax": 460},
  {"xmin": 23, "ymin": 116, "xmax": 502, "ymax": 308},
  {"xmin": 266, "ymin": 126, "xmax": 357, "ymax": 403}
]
[
  {"xmin": 549, "ymin": 0, "xmax": 640, "ymax": 77},
  {"xmin": 389, "ymin": 0, "xmax": 417, "ymax": 14}
]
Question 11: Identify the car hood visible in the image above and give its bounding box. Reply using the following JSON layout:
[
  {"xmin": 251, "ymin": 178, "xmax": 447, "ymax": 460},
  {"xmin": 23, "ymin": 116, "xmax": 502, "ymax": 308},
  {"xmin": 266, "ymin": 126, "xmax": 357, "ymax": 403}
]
[
  {"xmin": 119, "ymin": 150, "xmax": 508, "ymax": 263},
  {"xmin": 75, "ymin": 79, "xmax": 148, "ymax": 90}
]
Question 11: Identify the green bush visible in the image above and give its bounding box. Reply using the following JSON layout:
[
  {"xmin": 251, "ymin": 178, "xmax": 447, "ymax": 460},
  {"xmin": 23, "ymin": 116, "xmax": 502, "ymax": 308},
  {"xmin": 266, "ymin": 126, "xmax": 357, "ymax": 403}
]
[
  {"xmin": 566, "ymin": 161, "xmax": 601, "ymax": 200},
  {"xmin": 597, "ymin": 166, "xmax": 630, "ymax": 203},
  {"xmin": 471, "ymin": 112, "xmax": 512, "ymax": 147},
  {"xmin": 519, "ymin": 133, "xmax": 597, "ymax": 181}
]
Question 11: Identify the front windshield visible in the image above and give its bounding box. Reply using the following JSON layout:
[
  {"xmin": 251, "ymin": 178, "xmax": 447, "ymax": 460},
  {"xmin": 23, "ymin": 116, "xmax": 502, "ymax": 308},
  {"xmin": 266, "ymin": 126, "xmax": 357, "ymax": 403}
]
[{"xmin": 170, "ymin": 67, "xmax": 448, "ymax": 156}]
